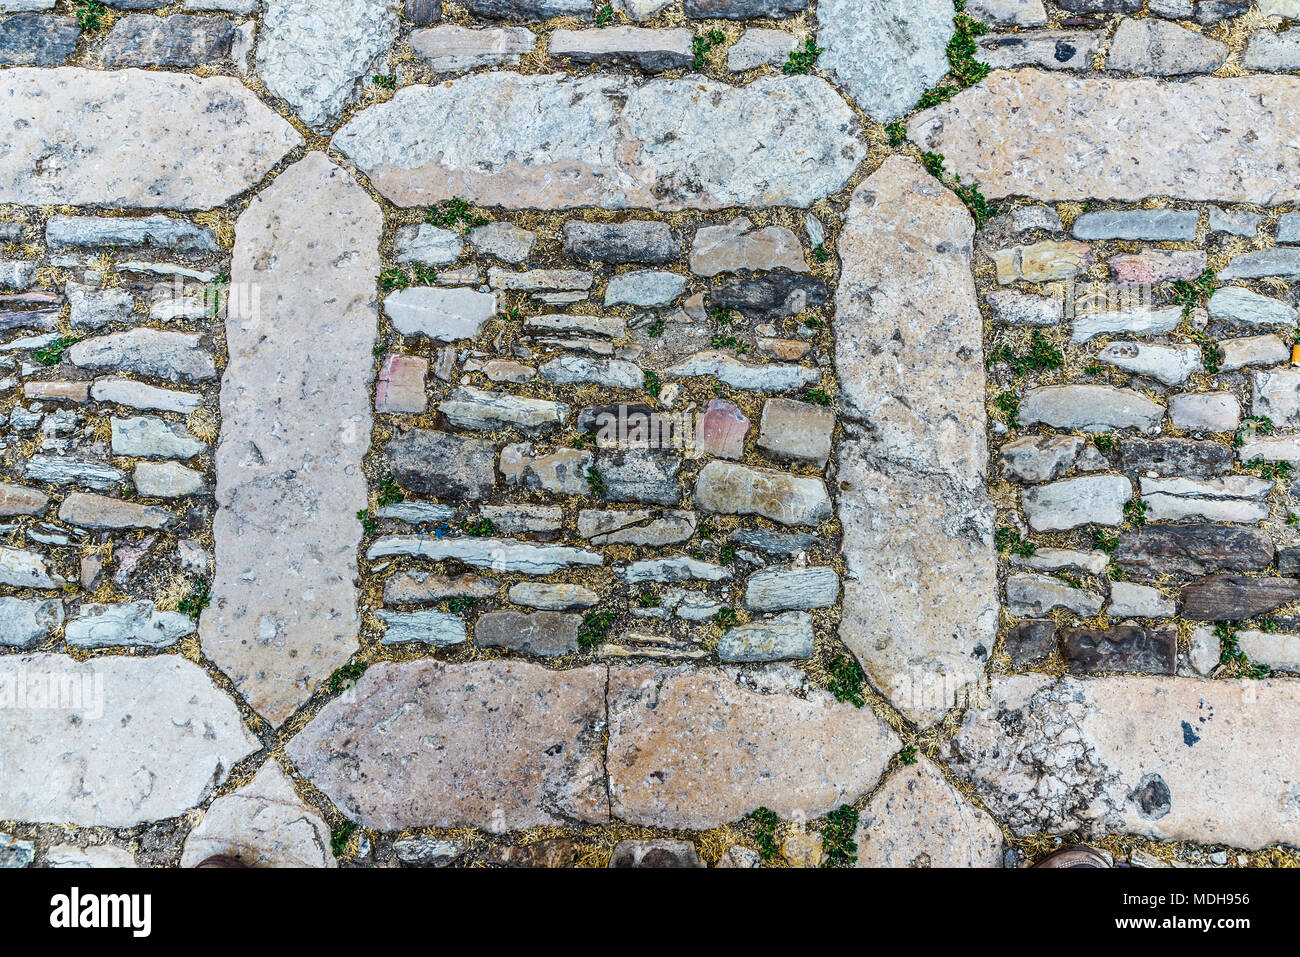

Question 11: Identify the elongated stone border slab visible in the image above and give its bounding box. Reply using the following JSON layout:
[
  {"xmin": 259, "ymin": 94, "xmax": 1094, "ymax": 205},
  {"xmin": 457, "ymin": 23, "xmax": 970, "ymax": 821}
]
[
  {"xmin": 946, "ymin": 676, "xmax": 1300, "ymax": 850},
  {"xmin": 0, "ymin": 68, "xmax": 301, "ymax": 210},
  {"xmin": 333, "ymin": 72, "xmax": 865, "ymax": 210},
  {"xmin": 909, "ymin": 71, "xmax": 1300, "ymax": 204},
  {"xmin": 0, "ymin": 654, "xmax": 257, "ymax": 828},
  {"xmin": 834, "ymin": 158, "xmax": 997, "ymax": 728},
  {"xmin": 202, "ymin": 152, "xmax": 380, "ymax": 725}
]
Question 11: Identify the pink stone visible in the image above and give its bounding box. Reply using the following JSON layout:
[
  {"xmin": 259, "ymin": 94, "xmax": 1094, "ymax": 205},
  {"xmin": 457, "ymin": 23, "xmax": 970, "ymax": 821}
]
[
  {"xmin": 696, "ymin": 398, "xmax": 749, "ymax": 460},
  {"xmin": 1109, "ymin": 248, "xmax": 1207, "ymax": 285},
  {"xmin": 376, "ymin": 354, "xmax": 428, "ymax": 414}
]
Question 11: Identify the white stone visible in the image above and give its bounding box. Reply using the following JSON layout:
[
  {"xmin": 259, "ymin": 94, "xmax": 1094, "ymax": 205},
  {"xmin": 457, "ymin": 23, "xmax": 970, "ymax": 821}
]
[
  {"xmin": 91, "ymin": 377, "xmax": 202, "ymax": 414},
  {"xmin": 1020, "ymin": 385, "xmax": 1164, "ymax": 434},
  {"xmin": 1071, "ymin": 305, "xmax": 1183, "ymax": 343},
  {"xmin": 0, "ymin": 654, "xmax": 257, "ymax": 827},
  {"xmin": 727, "ymin": 29, "xmax": 796, "ymax": 71},
  {"xmin": 967, "ymin": 0, "xmax": 1047, "ymax": 26},
  {"xmin": 0, "ymin": 545, "xmax": 63, "ymax": 589},
  {"xmin": 0, "ymin": 597, "xmax": 63, "ymax": 649},
  {"xmin": 604, "ymin": 270, "xmax": 686, "ymax": 307},
  {"xmin": 986, "ymin": 289, "xmax": 1062, "ymax": 326},
  {"xmin": 65, "ymin": 601, "xmax": 196, "ymax": 649},
  {"xmin": 44, "ymin": 845, "xmax": 137, "ymax": 868},
  {"xmin": 539, "ymin": 355, "xmax": 643, "ymax": 390},
  {"xmin": 1170, "ymin": 391, "xmax": 1240, "ymax": 432},
  {"xmin": 384, "ymin": 286, "xmax": 496, "ymax": 342},
  {"xmin": 1254, "ymin": 367, "xmax": 1300, "ymax": 427},
  {"xmin": 1096, "ymin": 341, "xmax": 1201, "ymax": 385},
  {"xmin": 1011, "ymin": 547, "xmax": 1109, "ymax": 577},
  {"xmin": 67, "ymin": 329, "xmax": 217, "ymax": 383},
  {"xmin": 368, "ymin": 535, "xmax": 603, "ymax": 574},
  {"xmin": 437, "ymin": 386, "xmax": 568, "ymax": 431},
  {"xmin": 1208, "ymin": 287, "xmax": 1297, "ymax": 328},
  {"xmin": 664, "ymin": 351, "xmax": 818, "ymax": 392},
  {"xmin": 111, "ymin": 415, "xmax": 205, "ymax": 459},
  {"xmin": 1022, "ymin": 475, "xmax": 1133, "ymax": 531},
  {"xmin": 134, "ymin": 461, "xmax": 206, "ymax": 497},
  {"xmin": 409, "ymin": 25, "xmax": 537, "ymax": 72},
  {"xmin": 1236, "ymin": 630, "xmax": 1300, "ymax": 674},
  {"xmin": 392, "ymin": 224, "xmax": 463, "ymax": 266},
  {"xmin": 1109, "ymin": 582, "xmax": 1175, "ymax": 618}
]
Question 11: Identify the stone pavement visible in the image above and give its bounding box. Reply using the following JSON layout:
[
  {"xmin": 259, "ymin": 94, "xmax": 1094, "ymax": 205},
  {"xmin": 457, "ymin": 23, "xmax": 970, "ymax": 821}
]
[{"xmin": 2, "ymin": 0, "xmax": 1300, "ymax": 869}]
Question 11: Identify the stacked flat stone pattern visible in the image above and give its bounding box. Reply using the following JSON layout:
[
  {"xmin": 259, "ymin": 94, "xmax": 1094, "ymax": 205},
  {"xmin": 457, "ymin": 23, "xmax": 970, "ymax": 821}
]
[{"xmin": 2, "ymin": 0, "xmax": 1300, "ymax": 871}]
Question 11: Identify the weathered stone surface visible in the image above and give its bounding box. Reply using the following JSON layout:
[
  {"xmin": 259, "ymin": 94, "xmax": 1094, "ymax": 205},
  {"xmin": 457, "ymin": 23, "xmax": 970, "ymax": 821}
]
[
  {"xmin": 376, "ymin": 354, "xmax": 428, "ymax": 415},
  {"xmin": 717, "ymin": 612, "xmax": 814, "ymax": 662},
  {"xmin": 663, "ymin": 351, "xmax": 818, "ymax": 392},
  {"xmin": 134, "ymin": 461, "xmax": 205, "ymax": 498},
  {"xmin": 690, "ymin": 216, "xmax": 806, "ymax": 277},
  {"xmin": 1006, "ymin": 573, "xmax": 1104, "ymax": 617},
  {"xmin": 603, "ymin": 270, "xmax": 685, "ymax": 308},
  {"xmin": 998, "ymin": 435, "xmax": 1082, "ymax": 484},
  {"xmin": 257, "ymin": 0, "xmax": 398, "ymax": 130},
  {"xmin": 466, "ymin": 0, "xmax": 589, "ymax": 17},
  {"xmin": 0, "ymin": 597, "xmax": 62, "ymax": 649},
  {"xmin": 1073, "ymin": 208, "xmax": 1199, "ymax": 241},
  {"xmin": 112, "ymin": 415, "xmax": 205, "ymax": 459},
  {"xmin": 388, "ymin": 428, "xmax": 497, "ymax": 500},
  {"xmin": 563, "ymin": 220, "xmax": 675, "ymax": 264},
  {"xmin": 541, "ymin": 355, "xmax": 644, "ymax": 389},
  {"xmin": 1097, "ymin": 341, "xmax": 1201, "ymax": 386},
  {"xmin": 65, "ymin": 600, "xmax": 195, "ymax": 649},
  {"xmin": 25, "ymin": 456, "xmax": 124, "ymax": 492},
  {"xmin": 377, "ymin": 609, "xmax": 467, "ymax": 648},
  {"xmin": 409, "ymin": 25, "xmax": 536, "ymax": 72},
  {"xmin": 1112, "ymin": 242, "xmax": 1220, "ymax": 279},
  {"xmin": 816, "ymin": 0, "xmax": 951, "ymax": 122},
  {"xmin": 1237, "ymin": 630, "xmax": 1300, "ymax": 675},
  {"xmin": 44, "ymin": 845, "xmax": 137, "ymax": 868},
  {"xmin": 986, "ymin": 289, "xmax": 1063, "ymax": 326},
  {"xmin": 67, "ymin": 329, "xmax": 216, "ymax": 383},
  {"xmin": 1244, "ymin": 27, "xmax": 1300, "ymax": 72},
  {"xmin": 393, "ymin": 837, "xmax": 462, "ymax": 867},
  {"xmin": 383, "ymin": 570, "xmax": 499, "ymax": 605},
  {"xmin": 204, "ymin": 154, "xmax": 380, "ymax": 726},
  {"xmin": 49, "ymin": 213, "xmax": 218, "ymax": 253},
  {"xmin": 910, "ymin": 72, "xmax": 1300, "ymax": 204},
  {"xmin": 438, "ymin": 386, "xmax": 567, "ymax": 432},
  {"xmin": 609, "ymin": 839, "xmax": 703, "ymax": 868},
  {"xmin": 0, "ymin": 14, "xmax": 78, "ymax": 66},
  {"xmin": 1012, "ymin": 548, "xmax": 1109, "ymax": 577},
  {"xmin": 0, "ymin": 291, "xmax": 59, "ymax": 333},
  {"xmin": 550, "ymin": 27, "xmax": 693, "ymax": 71},
  {"xmin": 100, "ymin": 14, "xmax": 235, "ymax": 67},
  {"xmin": 369, "ymin": 535, "xmax": 602, "ymax": 574},
  {"xmin": 58, "ymin": 492, "xmax": 175, "ymax": 531},
  {"xmin": 0, "ymin": 481, "xmax": 47, "ymax": 517},
  {"xmin": 1005, "ymin": 618, "xmax": 1057, "ymax": 668},
  {"xmin": 1062, "ymin": 624, "xmax": 1177, "ymax": 674},
  {"xmin": 727, "ymin": 28, "xmax": 795, "ymax": 71},
  {"xmin": 1170, "ymin": 391, "xmax": 1240, "ymax": 433},
  {"xmin": 694, "ymin": 460, "xmax": 829, "ymax": 526},
  {"xmin": 946, "ymin": 675, "xmax": 1300, "ymax": 848},
  {"xmin": 475, "ymin": 610, "xmax": 581, "ymax": 656},
  {"xmin": 1182, "ymin": 576, "xmax": 1300, "ymax": 621},
  {"xmin": 757, "ymin": 397, "xmax": 833, "ymax": 466},
  {"xmin": 1107, "ymin": 18, "xmax": 1227, "ymax": 75},
  {"xmin": 385, "ymin": 286, "xmax": 496, "ymax": 342},
  {"xmin": 287, "ymin": 660, "xmax": 609, "ymax": 830},
  {"xmin": 855, "ymin": 756, "xmax": 1004, "ymax": 868},
  {"xmin": 181, "ymin": 762, "xmax": 334, "ymax": 869},
  {"xmin": 994, "ymin": 239, "xmax": 1091, "ymax": 284},
  {"xmin": 607, "ymin": 666, "xmax": 899, "ymax": 828},
  {"xmin": 617, "ymin": 556, "xmax": 729, "ymax": 583},
  {"xmin": 0, "ymin": 654, "xmax": 257, "ymax": 827},
  {"xmin": 500, "ymin": 443, "xmax": 591, "ymax": 496},
  {"xmin": 711, "ymin": 272, "xmax": 827, "ymax": 319},
  {"xmin": 696, "ymin": 398, "xmax": 749, "ymax": 460},
  {"xmin": 1142, "ymin": 475, "xmax": 1272, "ymax": 524},
  {"xmin": 1022, "ymin": 475, "xmax": 1132, "ymax": 531},
  {"xmin": 67, "ymin": 284, "xmax": 133, "ymax": 331},
  {"xmin": 1208, "ymin": 286, "xmax": 1297, "ymax": 328},
  {"xmin": 507, "ymin": 582, "xmax": 598, "ymax": 610},
  {"xmin": 1120, "ymin": 437, "xmax": 1234, "ymax": 476},
  {"xmin": 969, "ymin": 0, "xmax": 1047, "ymax": 25},
  {"xmin": 979, "ymin": 30, "xmax": 1100, "ymax": 71},
  {"xmin": 1253, "ymin": 367, "xmax": 1300, "ymax": 427},
  {"xmin": 392, "ymin": 224, "xmax": 462, "ymax": 265},
  {"xmin": 1119, "ymin": 524, "xmax": 1273, "ymax": 579},
  {"xmin": 0, "ymin": 68, "xmax": 299, "ymax": 208},
  {"xmin": 334, "ymin": 73, "xmax": 864, "ymax": 210},
  {"xmin": 1109, "ymin": 582, "xmax": 1175, "ymax": 619},
  {"xmin": 744, "ymin": 566, "xmax": 839, "ymax": 611},
  {"xmin": 1071, "ymin": 304, "xmax": 1182, "ymax": 343},
  {"xmin": 0, "ymin": 546, "xmax": 61, "ymax": 588},
  {"xmin": 1020, "ymin": 385, "xmax": 1163, "ymax": 434},
  {"xmin": 1222, "ymin": 334, "xmax": 1288, "ymax": 372},
  {"xmin": 577, "ymin": 509, "xmax": 697, "ymax": 546}
]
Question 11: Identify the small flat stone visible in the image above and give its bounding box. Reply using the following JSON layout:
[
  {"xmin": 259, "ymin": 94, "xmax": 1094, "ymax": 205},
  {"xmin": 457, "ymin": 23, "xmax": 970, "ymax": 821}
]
[
  {"xmin": 1011, "ymin": 548, "xmax": 1109, "ymax": 577},
  {"xmin": 717, "ymin": 611, "xmax": 814, "ymax": 662},
  {"xmin": 1020, "ymin": 385, "xmax": 1164, "ymax": 434},
  {"xmin": 0, "ymin": 597, "xmax": 63, "ymax": 649},
  {"xmin": 65, "ymin": 600, "xmax": 195, "ymax": 649},
  {"xmin": 1107, "ymin": 18, "xmax": 1228, "ymax": 74},
  {"xmin": 664, "ymin": 351, "xmax": 818, "ymax": 392},
  {"xmin": 287, "ymin": 660, "xmax": 609, "ymax": 830},
  {"xmin": 1208, "ymin": 206, "xmax": 1261, "ymax": 237},
  {"xmin": 376, "ymin": 354, "xmax": 428, "ymax": 415},
  {"xmin": 468, "ymin": 222, "xmax": 537, "ymax": 263},
  {"xmin": 44, "ymin": 846, "xmax": 136, "ymax": 869},
  {"xmin": 609, "ymin": 840, "xmax": 703, "ymax": 868},
  {"xmin": 1181, "ymin": 576, "xmax": 1300, "ymax": 621},
  {"xmin": 1005, "ymin": 572, "xmax": 1105, "ymax": 617},
  {"xmin": 1109, "ymin": 582, "xmax": 1176, "ymax": 618},
  {"xmin": 1207, "ymin": 287, "xmax": 1297, "ymax": 328},
  {"xmin": 0, "ymin": 13, "xmax": 78, "ymax": 66},
  {"xmin": 550, "ymin": 27, "xmax": 693, "ymax": 71},
  {"xmin": 1244, "ymin": 27, "xmax": 1300, "ymax": 71},
  {"xmin": 1096, "ymin": 341, "xmax": 1201, "ymax": 386},
  {"xmin": 368, "ymin": 535, "xmax": 603, "ymax": 574},
  {"xmin": 0, "ymin": 546, "xmax": 62, "ymax": 589},
  {"xmin": 1109, "ymin": 248, "xmax": 1207, "ymax": 285},
  {"xmin": 134, "ymin": 461, "xmax": 205, "ymax": 498},
  {"xmin": 1121, "ymin": 437, "xmax": 1235, "ymax": 476},
  {"xmin": 180, "ymin": 763, "xmax": 334, "ymax": 868},
  {"xmin": 695, "ymin": 398, "xmax": 749, "ymax": 460},
  {"xmin": 979, "ymin": 30, "xmax": 1100, "ymax": 70},
  {"xmin": 1253, "ymin": 367, "xmax": 1300, "ymax": 427},
  {"xmin": 690, "ymin": 216, "xmax": 807, "ymax": 277},
  {"xmin": 694, "ymin": 460, "xmax": 830, "ymax": 526},
  {"xmin": 1118, "ymin": 524, "xmax": 1274, "ymax": 578},
  {"xmin": 1070, "ymin": 304, "xmax": 1183, "ymax": 344},
  {"xmin": 385, "ymin": 287, "xmax": 496, "ymax": 342},
  {"xmin": 500, "ymin": 444, "xmax": 592, "ymax": 496},
  {"xmin": 67, "ymin": 329, "xmax": 216, "ymax": 383},
  {"xmin": 1073, "ymin": 208, "xmax": 1199, "ymax": 241},
  {"xmin": 1005, "ymin": 618, "xmax": 1057, "ymax": 668},
  {"xmin": 0, "ymin": 481, "xmax": 48, "ymax": 517},
  {"xmin": 711, "ymin": 273, "xmax": 828, "ymax": 318},
  {"xmin": 24, "ymin": 456, "xmax": 124, "ymax": 492},
  {"xmin": 577, "ymin": 509, "xmax": 697, "ymax": 546},
  {"xmin": 998, "ymin": 434, "xmax": 1082, "ymax": 483},
  {"xmin": 58, "ymin": 492, "xmax": 174, "ymax": 531},
  {"xmin": 1279, "ymin": 213, "xmax": 1300, "ymax": 244},
  {"xmin": 100, "ymin": 14, "xmax": 235, "ymax": 67},
  {"xmin": 618, "ymin": 555, "xmax": 730, "ymax": 583},
  {"xmin": 392, "ymin": 224, "xmax": 463, "ymax": 266},
  {"xmin": 727, "ymin": 28, "xmax": 796, "ymax": 71},
  {"xmin": 1170, "ymin": 391, "xmax": 1240, "ymax": 432},
  {"xmin": 111, "ymin": 415, "xmax": 205, "ymax": 459},
  {"xmin": 475, "ymin": 610, "xmax": 581, "ymax": 656},
  {"xmin": 1236, "ymin": 630, "xmax": 1300, "ymax": 674},
  {"xmin": 387, "ymin": 428, "xmax": 497, "ymax": 500},
  {"xmin": 1221, "ymin": 248, "xmax": 1300, "ymax": 280},
  {"xmin": 994, "ymin": 240, "xmax": 1091, "ymax": 284},
  {"xmin": 437, "ymin": 386, "xmax": 567, "ymax": 432},
  {"xmin": 384, "ymin": 570, "xmax": 499, "ymax": 605},
  {"xmin": 49, "ymin": 215, "xmax": 218, "ymax": 255},
  {"xmin": 969, "ymin": 0, "xmax": 1047, "ymax": 24},
  {"xmin": 744, "ymin": 566, "xmax": 839, "ymax": 611},
  {"xmin": 1222, "ymin": 334, "xmax": 1288, "ymax": 372},
  {"xmin": 508, "ymin": 583, "xmax": 599, "ymax": 610},
  {"xmin": 377, "ymin": 609, "xmax": 468, "ymax": 647},
  {"xmin": 1022, "ymin": 475, "xmax": 1132, "ymax": 531},
  {"xmin": 1061, "ymin": 624, "xmax": 1177, "ymax": 674},
  {"xmin": 67, "ymin": 284, "xmax": 134, "ymax": 332},
  {"xmin": 540, "ymin": 355, "xmax": 644, "ymax": 389},
  {"xmin": 409, "ymin": 25, "xmax": 536, "ymax": 71},
  {"xmin": 563, "ymin": 220, "xmax": 675, "ymax": 264},
  {"xmin": 986, "ymin": 290, "xmax": 1063, "ymax": 326},
  {"xmin": 604, "ymin": 270, "xmax": 686, "ymax": 308},
  {"xmin": 465, "ymin": 0, "xmax": 590, "ymax": 17}
]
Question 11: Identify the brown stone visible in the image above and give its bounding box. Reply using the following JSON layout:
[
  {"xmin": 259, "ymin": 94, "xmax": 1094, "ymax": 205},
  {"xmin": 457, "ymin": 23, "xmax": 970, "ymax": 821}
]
[
  {"xmin": 383, "ymin": 570, "xmax": 500, "ymax": 604},
  {"xmin": 23, "ymin": 380, "xmax": 88, "ymax": 402},
  {"xmin": 287, "ymin": 660, "xmax": 609, "ymax": 830},
  {"xmin": 757, "ymin": 397, "xmax": 834, "ymax": 466},
  {"xmin": 479, "ymin": 839, "xmax": 577, "ymax": 868},
  {"xmin": 608, "ymin": 839, "xmax": 704, "ymax": 868},
  {"xmin": 1117, "ymin": 524, "xmax": 1274, "ymax": 579},
  {"xmin": 0, "ymin": 482, "xmax": 48, "ymax": 517},
  {"xmin": 1060, "ymin": 624, "xmax": 1177, "ymax": 675},
  {"xmin": 1005, "ymin": 618, "xmax": 1056, "ymax": 668},
  {"xmin": 694, "ymin": 398, "xmax": 749, "ymax": 460},
  {"xmin": 474, "ymin": 610, "xmax": 581, "ymax": 657},
  {"xmin": 57, "ymin": 492, "xmax": 174, "ymax": 531},
  {"xmin": 1181, "ymin": 576, "xmax": 1300, "ymax": 622},
  {"xmin": 994, "ymin": 239, "xmax": 1091, "ymax": 284},
  {"xmin": 606, "ymin": 666, "xmax": 899, "ymax": 828}
]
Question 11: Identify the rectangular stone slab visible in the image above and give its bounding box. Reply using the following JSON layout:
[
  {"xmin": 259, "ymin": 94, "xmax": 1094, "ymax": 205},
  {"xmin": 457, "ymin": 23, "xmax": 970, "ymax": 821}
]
[
  {"xmin": 909, "ymin": 71, "xmax": 1300, "ymax": 203},
  {"xmin": 202, "ymin": 153, "xmax": 380, "ymax": 725}
]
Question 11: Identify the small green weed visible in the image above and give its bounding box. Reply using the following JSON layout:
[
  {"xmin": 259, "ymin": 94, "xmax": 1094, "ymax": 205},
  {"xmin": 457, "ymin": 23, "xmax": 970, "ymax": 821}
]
[
  {"xmin": 821, "ymin": 805, "xmax": 859, "ymax": 868},
  {"xmin": 782, "ymin": 36, "xmax": 823, "ymax": 75},
  {"xmin": 692, "ymin": 29, "xmax": 725, "ymax": 69},
  {"xmin": 827, "ymin": 654, "xmax": 865, "ymax": 708},
  {"xmin": 578, "ymin": 610, "xmax": 615, "ymax": 650}
]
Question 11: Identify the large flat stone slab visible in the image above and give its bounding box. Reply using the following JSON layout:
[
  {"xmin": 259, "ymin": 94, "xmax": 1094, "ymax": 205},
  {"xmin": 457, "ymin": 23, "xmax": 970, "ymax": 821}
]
[
  {"xmin": 0, "ymin": 654, "xmax": 257, "ymax": 827},
  {"xmin": 909, "ymin": 71, "xmax": 1300, "ymax": 203},
  {"xmin": 203, "ymin": 153, "xmax": 380, "ymax": 725},
  {"xmin": 0, "ymin": 68, "xmax": 300, "ymax": 209},
  {"xmin": 287, "ymin": 660, "xmax": 609, "ymax": 831},
  {"xmin": 333, "ymin": 73, "xmax": 864, "ymax": 210},
  {"xmin": 946, "ymin": 675, "xmax": 1300, "ymax": 849},
  {"xmin": 607, "ymin": 667, "xmax": 899, "ymax": 829},
  {"xmin": 835, "ymin": 159, "xmax": 997, "ymax": 728}
]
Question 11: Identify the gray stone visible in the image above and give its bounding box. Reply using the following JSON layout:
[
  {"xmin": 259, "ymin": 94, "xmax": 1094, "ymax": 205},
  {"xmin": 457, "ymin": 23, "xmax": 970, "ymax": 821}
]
[
  {"xmin": 663, "ymin": 351, "xmax": 818, "ymax": 392},
  {"xmin": 388, "ymin": 429, "xmax": 497, "ymax": 500},
  {"xmin": 564, "ymin": 221, "xmax": 675, "ymax": 264},
  {"xmin": 1118, "ymin": 524, "xmax": 1273, "ymax": 579},
  {"xmin": 65, "ymin": 601, "xmax": 195, "ymax": 649},
  {"xmin": 0, "ymin": 597, "xmax": 63, "ymax": 648},
  {"xmin": 1208, "ymin": 287, "xmax": 1297, "ymax": 328},
  {"xmin": 1188, "ymin": 625, "xmax": 1219, "ymax": 676},
  {"xmin": 1005, "ymin": 618, "xmax": 1056, "ymax": 668},
  {"xmin": 500, "ymin": 444, "xmax": 592, "ymax": 496},
  {"xmin": 67, "ymin": 329, "xmax": 216, "ymax": 383},
  {"xmin": 1005, "ymin": 573, "xmax": 1105, "ymax": 617},
  {"xmin": 0, "ymin": 14, "xmax": 78, "ymax": 66},
  {"xmin": 1254, "ymin": 367, "xmax": 1300, "ymax": 427},
  {"xmin": 1182, "ymin": 576, "xmax": 1300, "ymax": 621},
  {"xmin": 0, "ymin": 261, "xmax": 35, "ymax": 289},
  {"xmin": 377, "ymin": 609, "xmax": 468, "ymax": 647},
  {"xmin": 690, "ymin": 216, "xmax": 807, "ymax": 277},
  {"xmin": 617, "ymin": 556, "xmax": 730, "ymax": 583},
  {"xmin": 0, "ymin": 482, "xmax": 48, "ymax": 517},
  {"xmin": 134, "ymin": 461, "xmax": 205, "ymax": 497},
  {"xmin": 0, "ymin": 654, "xmax": 257, "ymax": 827},
  {"xmin": 1012, "ymin": 548, "xmax": 1110, "ymax": 577},
  {"xmin": 816, "ymin": 0, "xmax": 951, "ymax": 123},
  {"xmin": 383, "ymin": 570, "xmax": 498, "ymax": 604},
  {"xmin": 465, "ymin": 0, "xmax": 590, "ymax": 17},
  {"xmin": 1222, "ymin": 334, "xmax": 1288, "ymax": 371},
  {"xmin": 1170, "ymin": 391, "xmax": 1240, "ymax": 432},
  {"xmin": 288, "ymin": 660, "xmax": 609, "ymax": 830},
  {"xmin": 334, "ymin": 73, "xmax": 864, "ymax": 210},
  {"xmin": 541, "ymin": 355, "xmax": 644, "ymax": 390},
  {"xmin": 257, "ymin": 0, "xmax": 398, "ymax": 130},
  {"xmin": 437, "ymin": 387, "xmax": 567, "ymax": 432},
  {"xmin": 58, "ymin": 492, "xmax": 174, "ymax": 531},
  {"xmin": 0, "ymin": 546, "xmax": 62, "ymax": 589},
  {"xmin": 507, "ymin": 583, "xmax": 598, "ymax": 610},
  {"xmin": 475, "ymin": 610, "xmax": 580, "ymax": 656},
  {"xmin": 392, "ymin": 224, "xmax": 463, "ymax": 266},
  {"xmin": 609, "ymin": 839, "xmax": 704, "ymax": 868},
  {"xmin": 368, "ymin": 535, "xmax": 603, "ymax": 574},
  {"xmin": 1194, "ymin": 0, "xmax": 1250, "ymax": 23},
  {"xmin": 604, "ymin": 270, "xmax": 686, "ymax": 308},
  {"xmin": 409, "ymin": 25, "xmax": 536, "ymax": 71},
  {"xmin": 393, "ymin": 838, "xmax": 463, "ymax": 867},
  {"xmin": 44, "ymin": 845, "xmax": 137, "ymax": 868},
  {"xmin": 1096, "ymin": 341, "xmax": 1201, "ymax": 386},
  {"xmin": 757, "ymin": 397, "xmax": 833, "ymax": 466},
  {"xmin": 1022, "ymin": 475, "xmax": 1132, "ymax": 531},
  {"xmin": 1107, "ymin": 18, "xmax": 1228, "ymax": 75},
  {"xmin": 743, "ymin": 566, "xmax": 839, "ymax": 611},
  {"xmin": 727, "ymin": 28, "xmax": 796, "ymax": 71},
  {"xmin": 0, "ymin": 291, "xmax": 59, "ymax": 333},
  {"xmin": 0, "ymin": 834, "xmax": 34, "ymax": 869},
  {"xmin": 1246, "ymin": 28, "xmax": 1300, "ymax": 72},
  {"xmin": 1061, "ymin": 624, "xmax": 1177, "ymax": 674},
  {"xmin": 717, "ymin": 612, "xmax": 814, "ymax": 662},
  {"xmin": 1221, "ymin": 248, "xmax": 1300, "ymax": 280},
  {"xmin": 384, "ymin": 287, "xmax": 496, "ymax": 342},
  {"xmin": 1073, "ymin": 209, "xmax": 1199, "ymax": 241},
  {"xmin": 66, "ymin": 284, "xmax": 134, "ymax": 332},
  {"xmin": 1208, "ymin": 206, "xmax": 1260, "ymax": 237},
  {"xmin": 24, "ymin": 455, "xmax": 124, "ymax": 492},
  {"xmin": 1120, "ymin": 438, "xmax": 1235, "ymax": 476},
  {"xmin": 694, "ymin": 460, "xmax": 830, "ymax": 526},
  {"xmin": 979, "ymin": 30, "xmax": 1100, "ymax": 71},
  {"xmin": 998, "ymin": 435, "xmax": 1082, "ymax": 484},
  {"xmin": 1071, "ymin": 305, "xmax": 1183, "ymax": 344},
  {"xmin": 100, "ymin": 14, "xmax": 235, "ymax": 67},
  {"xmin": 711, "ymin": 273, "xmax": 827, "ymax": 319},
  {"xmin": 986, "ymin": 290, "xmax": 1063, "ymax": 326},
  {"xmin": 967, "ymin": 0, "xmax": 1047, "ymax": 25},
  {"xmin": 1109, "ymin": 582, "xmax": 1176, "ymax": 619},
  {"xmin": 111, "ymin": 415, "xmax": 205, "ymax": 460},
  {"xmin": 467, "ymin": 222, "xmax": 537, "ymax": 263},
  {"xmin": 0, "ymin": 68, "xmax": 299, "ymax": 209},
  {"xmin": 1279, "ymin": 213, "xmax": 1300, "ymax": 244},
  {"xmin": 550, "ymin": 27, "xmax": 693, "ymax": 71},
  {"xmin": 50, "ymin": 215, "xmax": 221, "ymax": 255},
  {"xmin": 1020, "ymin": 385, "xmax": 1164, "ymax": 434},
  {"xmin": 1236, "ymin": 630, "xmax": 1300, "ymax": 675},
  {"xmin": 594, "ymin": 448, "xmax": 681, "ymax": 505},
  {"xmin": 577, "ymin": 509, "xmax": 697, "ymax": 546}
]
